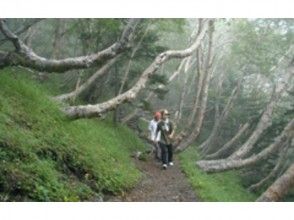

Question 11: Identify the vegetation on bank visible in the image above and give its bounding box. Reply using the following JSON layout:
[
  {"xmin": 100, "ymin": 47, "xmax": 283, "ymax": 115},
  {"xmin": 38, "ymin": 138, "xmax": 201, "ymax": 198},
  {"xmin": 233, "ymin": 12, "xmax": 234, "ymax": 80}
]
[
  {"xmin": 179, "ymin": 147, "xmax": 258, "ymax": 201},
  {"xmin": 0, "ymin": 68, "xmax": 146, "ymax": 201}
]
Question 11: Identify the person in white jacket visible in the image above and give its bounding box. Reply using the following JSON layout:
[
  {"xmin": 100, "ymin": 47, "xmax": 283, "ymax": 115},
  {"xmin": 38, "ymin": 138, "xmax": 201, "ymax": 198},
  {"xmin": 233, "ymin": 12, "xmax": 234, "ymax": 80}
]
[{"xmin": 148, "ymin": 111, "xmax": 161, "ymax": 160}]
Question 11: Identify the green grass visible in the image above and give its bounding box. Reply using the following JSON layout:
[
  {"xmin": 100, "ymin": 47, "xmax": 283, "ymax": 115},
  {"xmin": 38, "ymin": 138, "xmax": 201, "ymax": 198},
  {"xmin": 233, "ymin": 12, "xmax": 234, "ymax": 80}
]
[
  {"xmin": 179, "ymin": 147, "xmax": 258, "ymax": 201},
  {"xmin": 0, "ymin": 68, "xmax": 146, "ymax": 201}
]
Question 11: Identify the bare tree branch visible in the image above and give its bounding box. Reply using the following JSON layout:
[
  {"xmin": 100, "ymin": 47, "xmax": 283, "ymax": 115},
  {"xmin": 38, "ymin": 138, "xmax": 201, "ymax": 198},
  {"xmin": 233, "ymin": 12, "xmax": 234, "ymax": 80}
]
[
  {"xmin": 63, "ymin": 20, "xmax": 212, "ymax": 119},
  {"xmin": 54, "ymin": 56, "xmax": 120, "ymax": 102},
  {"xmin": 196, "ymin": 119, "xmax": 294, "ymax": 173},
  {"xmin": 256, "ymin": 163, "xmax": 294, "ymax": 202},
  {"xmin": 0, "ymin": 19, "xmax": 43, "ymax": 46},
  {"xmin": 176, "ymin": 20, "xmax": 216, "ymax": 152},
  {"xmin": 205, "ymin": 122, "xmax": 250, "ymax": 160},
  {"xmin": 229, "ymin": 59, "xmax": 294, "ymax": 160},
  {"xmin": 249, "ymin": 142, "xmax": 290, "ymax": 192},
  {"xmin": 0, "ymin": 18, "xmax": 140, "ymax": 73}
]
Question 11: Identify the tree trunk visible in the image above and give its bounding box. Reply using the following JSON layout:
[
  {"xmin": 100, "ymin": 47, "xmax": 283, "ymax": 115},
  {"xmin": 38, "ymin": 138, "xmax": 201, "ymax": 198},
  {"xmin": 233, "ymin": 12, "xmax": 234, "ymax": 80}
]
[
  {"xmin": 0, "ymin": 18, "xmax": 140, "ymax": 73},
  {"xmin": 113, "ymin": 64, "xmax": 120, "ymax": 124},
  {"xmin": 176, "ymin": 20, "xmax": 215, "ymax": 152},
  {"xmin": 121, "ymin": 20, "xmax": 202, "ymax": 124},
  {"xmin": 185, "ymin": 19, "xmax": 205, "ymax": 126},
  {"xmin": 118, "ymin": 24, "xmax": 150, "ymax": 95},
  {"xmin": 205, "ymin": 122, "xmax": 250, "ymax": 160},
  {"xmin": 187, "ymin": 46, "xmax": 204, "ymax": 128},
  {"xmin": 196, "ymin": 119, "xmax": 294, "ymax": 173},
  {"xmin": 63, "ymin": 20, "xmax": 212, "ymax": 119},
  {"xmin": 256, "ymin": 163, "xmax": 294, "ymax": 202},
  {"xmin": 175, "ymin": 65, "xmax": 190, "ymax": 123},
  {"xmin": 0, "ymin": 19, "xmax": 43, "ymax": 46},
  {"xmin": 120, "ymin": 19, "xmax": 205, "ymax": 125},
  {"xmin": 121, "ymin": 56, "xmax": 192, "ymax": 124},
  {"xmin": 229, "ymin": 60, "xmax": 294, "ymax": 160},
  {"xmin": 200, "ymin": 83, "xmax": 239, "ymax": 155},
  {"xmin": 199, "ymin": 103, "xmax": 220, "ymax": 154},
  {"xmin": 54, "ymin": 57, "xmax": 118, "ymax": 102},
  {"xmin": 249, "ymin": 142, "xmax": 290, "ymax": 192}
]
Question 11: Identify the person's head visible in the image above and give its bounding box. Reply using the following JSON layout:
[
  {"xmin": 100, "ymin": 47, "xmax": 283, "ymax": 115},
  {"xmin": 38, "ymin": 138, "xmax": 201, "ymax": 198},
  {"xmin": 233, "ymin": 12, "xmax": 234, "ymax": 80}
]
[
  {"xmin": 160, "ymin": 109, "xmax": 170, "ymax": 120},
  {"xmin": 154, "ymin": 111, "xmax": 161, "ymax": 121}
]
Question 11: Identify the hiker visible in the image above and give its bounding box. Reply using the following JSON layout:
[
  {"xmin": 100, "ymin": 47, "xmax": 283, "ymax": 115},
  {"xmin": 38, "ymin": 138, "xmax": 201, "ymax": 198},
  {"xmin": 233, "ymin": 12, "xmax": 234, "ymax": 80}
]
[
  {"xmin": 156, "ymin": 109, "xmax": 175, "ymax": 169},
  {"xmin": 148, "ymin": 111, "xmax": 161, "ymax": 160}
]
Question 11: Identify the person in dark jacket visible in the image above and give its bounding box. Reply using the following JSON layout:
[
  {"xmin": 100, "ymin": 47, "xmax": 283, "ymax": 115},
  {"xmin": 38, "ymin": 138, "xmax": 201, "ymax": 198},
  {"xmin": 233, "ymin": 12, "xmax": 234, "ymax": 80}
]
[{"xmin": 156, "ymin": 109, "xmax": 175, "ymax": 169}]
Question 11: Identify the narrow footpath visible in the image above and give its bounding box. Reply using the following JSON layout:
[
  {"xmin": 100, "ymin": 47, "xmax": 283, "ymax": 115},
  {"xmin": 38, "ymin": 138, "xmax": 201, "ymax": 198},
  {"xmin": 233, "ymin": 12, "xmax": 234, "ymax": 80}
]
[{"xmin": 108, "ymin": 155, "xmax": 199, "ymax": 202}]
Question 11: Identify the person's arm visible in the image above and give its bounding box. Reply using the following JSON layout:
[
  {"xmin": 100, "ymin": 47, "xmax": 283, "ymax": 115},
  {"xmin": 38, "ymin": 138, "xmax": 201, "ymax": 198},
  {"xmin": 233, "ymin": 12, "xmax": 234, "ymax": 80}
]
[
  {"xmin": 168, "ymin": 121, "xmax": 175, "ymax": 139},
  {"xmin": 148, "ymin": 121, "xmax": 152, "ymax": 131},
  {"xmin": 149, "ymin": 121, "xmax": 155, "ymax": 141}
]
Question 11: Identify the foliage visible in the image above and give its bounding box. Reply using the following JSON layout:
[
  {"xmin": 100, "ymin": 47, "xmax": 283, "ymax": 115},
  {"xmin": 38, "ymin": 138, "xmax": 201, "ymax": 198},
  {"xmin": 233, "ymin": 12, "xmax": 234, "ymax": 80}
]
[
  {"xmin": 0, "ymin": 68, "xmax": 146, "ymax": 201},
  {"xmin": 179, "ymin": 147, "xmax": 258, "ymax": 201}
]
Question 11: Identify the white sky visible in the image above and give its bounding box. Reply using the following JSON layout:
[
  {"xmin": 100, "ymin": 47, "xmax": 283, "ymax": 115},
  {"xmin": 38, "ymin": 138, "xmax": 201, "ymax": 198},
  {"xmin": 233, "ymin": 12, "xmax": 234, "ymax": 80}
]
[{"xmin": 1, "ymin": 0, "xmax": 294, "ymax": 18}]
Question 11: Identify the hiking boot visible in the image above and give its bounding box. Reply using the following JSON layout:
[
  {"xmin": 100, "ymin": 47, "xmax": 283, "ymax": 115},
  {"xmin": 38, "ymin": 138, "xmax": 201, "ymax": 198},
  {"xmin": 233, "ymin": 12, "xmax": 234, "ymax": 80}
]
[
  {"xmin": 169, "ymin": 162, "xmax": 174, "ymax": 166},
  {"xmin": 162, "ymin": 164, "xmax": 167, "ymax": 170}
]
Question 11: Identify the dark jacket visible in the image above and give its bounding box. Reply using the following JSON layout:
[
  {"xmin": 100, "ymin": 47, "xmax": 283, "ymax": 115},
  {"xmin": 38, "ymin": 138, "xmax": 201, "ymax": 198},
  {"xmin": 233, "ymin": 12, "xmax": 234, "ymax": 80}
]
[{"xmin": 156, "ymin": 119, "xmax": 174, "ymax": 145}]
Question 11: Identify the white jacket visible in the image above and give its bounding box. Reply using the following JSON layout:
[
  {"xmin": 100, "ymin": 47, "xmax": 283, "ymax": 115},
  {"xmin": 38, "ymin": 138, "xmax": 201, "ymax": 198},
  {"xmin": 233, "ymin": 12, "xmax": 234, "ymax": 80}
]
[{"xmin": 148, "ymin": 119, "xmax": 161, "ymax": 142}]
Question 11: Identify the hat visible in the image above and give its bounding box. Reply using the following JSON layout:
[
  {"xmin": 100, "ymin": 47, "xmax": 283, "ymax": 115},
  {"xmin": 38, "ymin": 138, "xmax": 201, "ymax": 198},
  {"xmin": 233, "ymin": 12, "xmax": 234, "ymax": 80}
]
[{"xmin": 162, "ymin": 109, "xmax": 169, "ymax": 115}]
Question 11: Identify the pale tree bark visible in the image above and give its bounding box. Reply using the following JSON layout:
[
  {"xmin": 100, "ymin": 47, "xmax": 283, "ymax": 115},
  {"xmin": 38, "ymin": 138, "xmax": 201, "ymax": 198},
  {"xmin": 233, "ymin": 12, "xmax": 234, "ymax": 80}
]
[
  {"xmin": 228, "ymin": 60, "xmax": 294, "ymax": 160},
  {"xmin": 114, "ymin": 25, "xmax": 151, "ymax": 122},
  {"xmin": 121, "ymin": 19, "xmax": 203, "ymax": 124},
  {"xmin": 168, "ymin": 57, "xmax": 189, "ymax": 83},
  {"xmin": 198, "ymin": 71, "xmax": 225, "ymax": 152},
  {"xmin": 202, "ymin": 56, "xmax": 294, "ymax": 162},
  {"xmin": 121, "ymin": 56, "xmax": 196, "ymax": 124},
  {"xmin": 256, "ymin": 163, "xmax": 294, "ymax": 202},
  {"xmin": 187, "ymin": 46, "xmax": 204, "ymax": 128},
  {"xmin": 0, "ymin": 18, "xmax": 140, "ymax": 73},
  {"xmin": 121, "ymin": 104, "xmax": 143, "ymax": 124},
  {"xmin": 121, "ymin": 57, "xmax": 189, "ymax": 124},
  {"xmin": 187, "ymin": 32, "xmax": 222, "ymax": 129},
  {"xmin": 205, "ymin": 122, "xmax": 250, "ymax": 160},
  {"xmin": 175, "ymin": 59, "xmax": 191, "ymax": 123},
  {"xmin": 199, "ymin": 103, "xmax": 220, "ymax": 152},
  {"xmin": 118, "ymin": 24, "xmax": 151, "ymax": 95},
  {"xmin": 185, "ymin": 18, "xmax": 205, "ymax": 109},
  {"xmin": 176, "ymin": 20, "xmax": 215, "ymax": 152},
  {"xmin": 54, "ymin": 57, "xmax": 119, "ymax": 102},
  {"xmin": 200, "ymin": 83, "xmax": 240, "ymax": 155},
  {"xmin": 196, "ymin": 119, "xmax": 294, "ymax": 173},
  {"xmin": 249, "ymin": 142, "xmax": 290, "ymax": 192},
  {"xmin": 120, "ymin": 20, "xmax": 203, "ymax": 124},
  {"xmin": 63, "ymin": 20, "xmax": 212, "ymax": 119}
]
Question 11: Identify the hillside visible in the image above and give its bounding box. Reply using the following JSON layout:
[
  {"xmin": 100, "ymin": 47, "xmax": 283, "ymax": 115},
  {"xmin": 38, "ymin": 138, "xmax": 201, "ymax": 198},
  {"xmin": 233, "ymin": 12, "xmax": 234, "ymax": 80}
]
[{"xmin": 0, "ymin": 68, "xmax": 146, "ymax": 201}]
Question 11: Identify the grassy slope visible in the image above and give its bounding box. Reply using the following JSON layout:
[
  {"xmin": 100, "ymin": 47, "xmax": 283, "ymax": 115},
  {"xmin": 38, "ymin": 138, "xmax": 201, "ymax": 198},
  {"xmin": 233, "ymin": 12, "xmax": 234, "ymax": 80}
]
[
  {"xmin": 179, "ymin": 147, "xmax": 258, "ymax": 201},
  {"xmin": 0, "ymin": 68, "xmax": 146, "ymax": 201}
]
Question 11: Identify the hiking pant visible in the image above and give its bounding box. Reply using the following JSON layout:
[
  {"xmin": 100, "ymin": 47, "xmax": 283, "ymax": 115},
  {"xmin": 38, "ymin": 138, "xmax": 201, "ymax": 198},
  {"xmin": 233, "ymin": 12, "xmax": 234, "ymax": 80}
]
[{"xmin": 159, "ymin": 142, "xmax": 173, "ymax": 165}]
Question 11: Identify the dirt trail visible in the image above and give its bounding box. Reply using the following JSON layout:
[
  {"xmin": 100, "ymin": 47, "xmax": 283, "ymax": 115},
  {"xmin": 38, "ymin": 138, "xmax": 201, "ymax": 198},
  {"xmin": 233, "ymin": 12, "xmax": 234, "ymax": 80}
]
[{"xmin": 107, "ymin": 155, "xmax": 199, "ymax": 202}]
